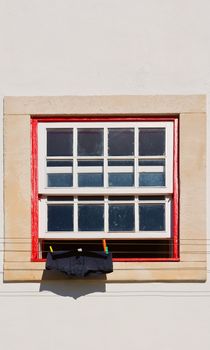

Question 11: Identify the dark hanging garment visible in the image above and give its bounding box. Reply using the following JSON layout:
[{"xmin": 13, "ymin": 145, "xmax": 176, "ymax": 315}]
[{"xmin": 46, "ymin": 250, "xmax": 113, "ymax": 277}]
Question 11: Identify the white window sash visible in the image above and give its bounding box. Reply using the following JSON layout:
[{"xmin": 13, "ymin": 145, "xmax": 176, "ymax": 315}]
[
  {"xmin": 38, "ymin": 121, "xmax": 173, "ymax": 239},
  {"xmin": 38, "ymin": 121, "xmax": 173, "ymax": 194},
  {"xmin": 39, "ymin": 196, "xmax": 171, "ymax": 239}
]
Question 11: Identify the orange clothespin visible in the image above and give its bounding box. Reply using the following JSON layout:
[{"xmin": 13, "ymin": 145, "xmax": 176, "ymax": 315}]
[
  {"xmin": 49, "ymin": 245, "xmax": 53, "ymax": 252},
  {"xmin": 102, "ymin": 239, "xmax": 109, "ymax": 254}
]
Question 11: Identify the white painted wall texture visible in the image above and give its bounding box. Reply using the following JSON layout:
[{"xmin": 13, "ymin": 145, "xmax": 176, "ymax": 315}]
[{"xmin": 0, "ymin": 1, "xmax": 210, "ymax": 349}]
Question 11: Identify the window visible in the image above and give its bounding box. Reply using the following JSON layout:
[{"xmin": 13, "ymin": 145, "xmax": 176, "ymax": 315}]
[
  {"xmin": 4, "ymin": 95, "xmax": 206, "ymax": 282},
  {"xmin": 33, "ymin": 118, "xmax": 178, "ymax": 262}
]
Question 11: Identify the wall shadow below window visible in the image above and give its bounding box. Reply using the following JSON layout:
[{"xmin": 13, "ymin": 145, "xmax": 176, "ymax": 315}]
[{"xmin": 40, "ymin": 271, "xmax": 106, "ymax": 298}]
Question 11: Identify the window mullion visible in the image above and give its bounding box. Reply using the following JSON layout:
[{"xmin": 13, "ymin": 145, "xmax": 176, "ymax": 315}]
[
  {"xmin": 135, "ymin": 195, "xmax": 139, "ymax": 233},
  {"xmin": 73, "ymin": 128, "xmax": 78, "ymax": 188},
  {"xmin": 134, "ymin": 126, "xmax": 139, "ymax": 188},
  {"xmin": 105, "ymin": 196, "xmax": 108, "ymax": 234},
  {"xmin": 165, "ymin": 196, "xmax": 171, "ymax": 235},
  {"xmin": 74, "ymin": 196, "xmax": 78, "ymax": 233}
]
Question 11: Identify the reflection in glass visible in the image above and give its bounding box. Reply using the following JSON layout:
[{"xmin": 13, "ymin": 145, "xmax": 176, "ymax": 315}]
[
  {"xmin": 78, "ymin": 196, "xmax": 104, "ymax": 201},
  {"xmin": 48, "ymin": 205, "xmax": 73, "ymax": 231},
  {"xmin": 108, "ymin": 160, "xmax": 134, "ymax": 187},
  {"xmin": 108, "ymin": 128, "xmax": 134, "ymax": 156},
  {"xmin": 108, "ymin": 160, "xmax": 134, "ymax": 166},
  {"xmin": 78, "ymin": 160, "xmax": 103, "ymax": 166},
  {"xmin": 47, "ymin": 160, "xmax": 73, "ymax": 167},
  {"xmin": 139, "ymin": 173, "xmax": 165, "ymax": 187},
  {"xmin": 78, "ymin": 129, "xmax": 103, "ymax": 156},
  {"xmin": 109, "ymin": 205, "xmax": 134, "ymax": 231},
  {"xmin": 139, "ymin": 159, "xmax": 165, "ymax": 187},
  {"xmin": 78, "ymin": 160, "xmax": 103, "ymax": 187},
  {"xmin": 47, "ymin": 196, "xmax": 73, "ymax": 201},
  {"xmin": 139, "ymin": 128, "xmax": 165, "ymax": 156},
  {"xmin": 48, "ymin": 174, "xmax": 73, "ymax": 187},
  {"xmin": 109, "ymin": 174, "xmax": 134, "ymax": 187},
  {"xmin": 78, "ymin": 174, "xmax": 103, "ymax": 187},
  {"xmin": 47, "ymin": 160, "xmax": 73, "ymax": 187},
  {"xmin": 139, "ymin": 196, "xmax": 165, "ymax": 201},
  {"xmin": 78, "ymin": 205, "xmax": 104, "ymax": 231},
  {"xmin": 109, "ymin": 196, "xmax": 134, "ymax": 201},
  {"xmin": 139, "ymin": 160, "xmax": 165, "ymax": 166},
  {"xmin": 139, "ymin": 204, "xmax": 165, "ymax": 231},
  {"xmin": 47, "ymin": 129, "xmax": 73, "ymax": 156}
]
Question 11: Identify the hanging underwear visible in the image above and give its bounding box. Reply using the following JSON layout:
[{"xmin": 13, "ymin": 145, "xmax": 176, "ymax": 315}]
[{"xmin": 46, "ymin": 250, "xmax": 113, "ymax": 277}]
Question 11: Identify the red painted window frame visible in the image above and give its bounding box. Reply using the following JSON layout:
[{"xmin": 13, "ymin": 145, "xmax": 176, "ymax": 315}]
[{"xmin": 31, "ymin": 116, "xmax": 179, "ymax": 262}]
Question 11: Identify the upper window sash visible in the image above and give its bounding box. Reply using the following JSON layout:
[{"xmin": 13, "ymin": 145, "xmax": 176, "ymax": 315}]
[{"xmin": 38, "ymin": 122, "xmax": 173, "ymax": 195}]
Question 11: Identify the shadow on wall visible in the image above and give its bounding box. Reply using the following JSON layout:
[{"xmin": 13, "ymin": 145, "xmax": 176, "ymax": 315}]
[{"xmin": 39, "ymin": 270, "xmax": 106, "ymax": 299}]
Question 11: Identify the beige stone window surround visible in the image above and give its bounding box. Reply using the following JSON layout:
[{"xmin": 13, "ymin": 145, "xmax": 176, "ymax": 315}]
[{"xmin": 3, "ymin": 95, "xmax": 206, "ymax": 282}]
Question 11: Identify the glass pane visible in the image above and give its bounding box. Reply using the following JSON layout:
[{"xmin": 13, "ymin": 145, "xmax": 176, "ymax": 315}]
[
  {"xmin": 139, "ymin": 160, "xmax": 165, "ymax": 166},
  {"xmin": 139, "ymin": 196, "xmax": 165, "ymax": 201},
  {"xmin": 109, "ymin": 174, "xmax": 134, "ymax": 187},
  {"xmin": 78, "ymin": 160, "xmax": 103, "ymax": 166},
  {"xmin": 47, "ymin": 160, "xmax": 73, "ymax": 167},
  {"xmin": 139, "ymin": 173, "xmax": 165, "ymax": 187},
  {"xmin": 109, "ymin": 196, "xmax": 134, "ymax": 201},
  {"xmin": 48, "ymin": 205, "xmax": 73, "ymax": 231},
  {"xmin": 78, "ymin": 128, "xmax": 103, "ymax": 156},
  {"xmin": 47, "ymin": 160, "xmax": 73, "ymax": 187},
  {"xmin": 108, "ymin": 160, "xmax": 134, "ymax": 187},
  {"xmin": 78, "ymin": 160, "xmax": 103, "ymax": 187},
  {"xmin": 78, "ymin": 205, "xmax": 104, "ymax": 231},
  {"xmin": 48, "ymin": 174, "xmax": 73, "ymax": 187},
  {"xmin": 109, "ymin": 205, "xmax": 134, "ymax": 231},
  {"xmin": 139, "ymin": 128, "xmax": 165, "ymax": 156},
  {"xmin": 139, "ymin": 159, "xmax": 165, "ymax": 187},
  {"xmin": 78, "ymin": 174, "xmax": 103, "ymax": 187},
  {"xmin": 108, "ymin": 128, "xmax": 134, "ymax": 156},
  {"xmin": 47, "ymin": 129, "xmax": 73, "ymax": 156},
  {"xmin": 108, "ymin": 160, "xmax": 134, "ymax": 166},
  {"xmin": 139, "ymin": 204, "xmax": 165, "ymax": 231},
  {"xmin": 47, "ymin": 196, "xmax": 73, "ymax": 201},
  {"xmin": 78, "ymin": 196, "xmax": 104, "ymax": 201}
]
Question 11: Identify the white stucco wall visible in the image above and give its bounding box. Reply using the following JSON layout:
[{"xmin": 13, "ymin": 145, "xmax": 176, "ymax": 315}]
[{"xmin": 0, "ymin": 1, "xmax": 210, "ymax": 349}]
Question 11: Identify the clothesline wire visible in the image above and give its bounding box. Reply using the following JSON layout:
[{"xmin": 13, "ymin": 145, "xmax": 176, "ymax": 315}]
[
  {"xmin": 0, "ymin": 293, "xmax": 210, "ymax": 299},
  {"xmin": 4, "ymin": 267, "xmax": 210, "ymax": 271},
  {"xmin": 1, "ymin": 290, "xmax": 210, "ymax": 294},
  {"xmin": 1, "ymin": 242, "xmax": 210, "ymax": 246},
  {"xmin": 0, "ymin": 238, "xmax": 210, "ymax": 241},
  {"xmin": 1, "ymin": 249, "xmax": 210, "ymax": 254}
]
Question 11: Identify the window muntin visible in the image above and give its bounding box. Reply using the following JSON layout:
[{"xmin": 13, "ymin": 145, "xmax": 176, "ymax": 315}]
[{"xmin": 38, "ymin": 122, "xmax": 173, "ymax": 195}]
